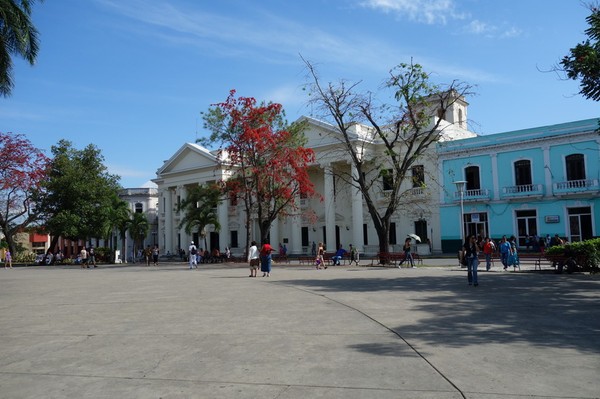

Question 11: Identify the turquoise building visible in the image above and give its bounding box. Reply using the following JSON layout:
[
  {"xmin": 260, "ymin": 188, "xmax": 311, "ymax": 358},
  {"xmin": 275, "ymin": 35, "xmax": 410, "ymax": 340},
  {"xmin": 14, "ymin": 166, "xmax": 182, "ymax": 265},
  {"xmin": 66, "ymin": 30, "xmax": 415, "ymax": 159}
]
[{"xmin": 438, "ymin": 118, "xmax": 600, "ymax": 253}]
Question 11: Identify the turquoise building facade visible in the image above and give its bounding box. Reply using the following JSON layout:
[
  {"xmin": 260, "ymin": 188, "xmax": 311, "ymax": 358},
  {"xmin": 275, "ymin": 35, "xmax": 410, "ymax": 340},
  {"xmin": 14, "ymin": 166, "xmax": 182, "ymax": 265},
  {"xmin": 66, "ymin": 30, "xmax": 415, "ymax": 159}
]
[{"xmin": 438, "ymin": 118, "xmax": 600, "ymax": 253}]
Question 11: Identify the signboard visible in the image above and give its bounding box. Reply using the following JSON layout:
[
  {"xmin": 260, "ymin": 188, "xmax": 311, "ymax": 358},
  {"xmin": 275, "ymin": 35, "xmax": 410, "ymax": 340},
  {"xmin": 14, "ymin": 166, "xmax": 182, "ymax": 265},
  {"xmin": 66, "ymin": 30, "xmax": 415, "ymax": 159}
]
[{"xmin": 545, "ymin": 215, "xmax": 560, "ymax": 223}]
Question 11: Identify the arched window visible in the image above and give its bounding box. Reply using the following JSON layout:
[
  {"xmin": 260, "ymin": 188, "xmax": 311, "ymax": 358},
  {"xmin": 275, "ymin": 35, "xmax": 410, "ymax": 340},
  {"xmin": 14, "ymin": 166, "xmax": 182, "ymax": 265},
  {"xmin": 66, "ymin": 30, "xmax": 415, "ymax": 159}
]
[
  {"xmin": 135, "ymin": 203, "xmax": 143, "ymax": 213},
  {"xmin": 437, "ymin": 108, "xmax": 445, "ymax": 121}
]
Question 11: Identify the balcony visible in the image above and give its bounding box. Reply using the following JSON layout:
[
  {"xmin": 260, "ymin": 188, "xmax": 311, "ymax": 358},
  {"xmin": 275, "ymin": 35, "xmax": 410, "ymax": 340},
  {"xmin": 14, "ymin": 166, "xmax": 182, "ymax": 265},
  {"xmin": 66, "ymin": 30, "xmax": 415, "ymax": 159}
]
[
  {"xmin": 454, "ymin": 188, "xmax": 490, "ymax": 202},
  {"xmin": 502, "ymin": 184, "xmax": 544, "ymax": 199},
  {"xmin": 553, "ymin": 179, "xmax": 599, "ymax": 196}
]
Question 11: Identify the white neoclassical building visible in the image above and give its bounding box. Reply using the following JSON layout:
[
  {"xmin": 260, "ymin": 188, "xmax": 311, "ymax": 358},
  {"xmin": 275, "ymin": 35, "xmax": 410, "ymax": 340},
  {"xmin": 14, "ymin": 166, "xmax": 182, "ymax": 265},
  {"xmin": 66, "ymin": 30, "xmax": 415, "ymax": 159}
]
[
  {"xmin": 117, "ymin": 183, "xmax": 159, "ymax": 262},
  {"xmin": 153, "ymin": 99, "xmax": 474, "ymax": 257}
]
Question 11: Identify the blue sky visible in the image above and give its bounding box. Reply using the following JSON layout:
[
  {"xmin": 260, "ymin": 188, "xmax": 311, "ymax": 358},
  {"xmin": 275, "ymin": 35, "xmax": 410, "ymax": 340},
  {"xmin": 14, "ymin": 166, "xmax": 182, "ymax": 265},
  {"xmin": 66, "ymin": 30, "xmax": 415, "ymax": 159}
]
[{"xmin": 3, "ymin": 0, "xmax": 598, "ymax": 188}]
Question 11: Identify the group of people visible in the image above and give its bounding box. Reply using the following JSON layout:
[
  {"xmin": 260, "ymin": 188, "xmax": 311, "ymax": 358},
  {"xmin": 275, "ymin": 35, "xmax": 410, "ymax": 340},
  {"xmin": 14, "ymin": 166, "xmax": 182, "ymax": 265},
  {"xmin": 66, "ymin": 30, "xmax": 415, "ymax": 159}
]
[
  {"xmin": 462, "ymin": 233, "xmax": 566, "ymax": 286},
  {"xmin": 143, "ymin": 245, "xmax": 160, "ymax": 266},
  {"xmin": 247, "ymin": 241, "xmax": 274, "ymax": 277},
  {"xmin": 315, "ymin": 243, "xmax": 361, "ymax": 269},
  {"xmin": 187, "ymin": 241, "xmax": 232, "ymax": 269},
  {"xmin": 78, "ymin": 246, "xmax": 97, "ymax": 268}
]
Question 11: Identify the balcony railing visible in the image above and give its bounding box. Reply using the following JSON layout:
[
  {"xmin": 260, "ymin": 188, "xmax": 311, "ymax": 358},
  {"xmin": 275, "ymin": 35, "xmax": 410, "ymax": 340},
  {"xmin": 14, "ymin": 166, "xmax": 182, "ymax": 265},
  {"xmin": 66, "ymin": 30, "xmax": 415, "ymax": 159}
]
[
  {"xmin": 454, "ymin": 188, "xmax": 490, "ymax": 201},
  {"xmin": 553, "ymin": 179, "xmax": 599, "ymax": 194},
  {"xmin": 502, "ymin": 184, "xmax": 544, "ymax": 198}
]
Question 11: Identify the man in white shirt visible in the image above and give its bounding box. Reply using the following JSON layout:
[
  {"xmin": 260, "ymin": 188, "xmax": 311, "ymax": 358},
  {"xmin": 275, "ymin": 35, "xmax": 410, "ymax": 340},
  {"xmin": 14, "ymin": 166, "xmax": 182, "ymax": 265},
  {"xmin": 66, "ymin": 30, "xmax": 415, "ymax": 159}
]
[{"xmin": 189, "ymin": 241, "xmax": 198, "ymax": 269}]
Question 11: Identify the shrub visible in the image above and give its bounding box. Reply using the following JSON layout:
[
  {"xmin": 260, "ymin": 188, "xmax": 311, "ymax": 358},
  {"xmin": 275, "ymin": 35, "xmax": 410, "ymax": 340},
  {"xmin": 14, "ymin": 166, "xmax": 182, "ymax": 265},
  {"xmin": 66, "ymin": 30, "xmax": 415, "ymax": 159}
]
[
  {"xmin": 94, "ymin": 246, "xmax": 111, "ymax": 262},
  {"xmin": 545, "ymin": 238, "xmax": 600, "ymax": 272},
  {"xmin": 14, "ymin": 252, "xmax": 37, "ymax": 264}
]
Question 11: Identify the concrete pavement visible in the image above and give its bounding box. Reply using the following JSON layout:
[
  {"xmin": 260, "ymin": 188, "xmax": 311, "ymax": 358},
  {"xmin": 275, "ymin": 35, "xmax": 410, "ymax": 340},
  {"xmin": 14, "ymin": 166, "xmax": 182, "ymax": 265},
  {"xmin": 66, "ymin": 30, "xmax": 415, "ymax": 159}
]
[{"xmin": 0, "ymin": 260, "xmax": 598, "ymax": 398}]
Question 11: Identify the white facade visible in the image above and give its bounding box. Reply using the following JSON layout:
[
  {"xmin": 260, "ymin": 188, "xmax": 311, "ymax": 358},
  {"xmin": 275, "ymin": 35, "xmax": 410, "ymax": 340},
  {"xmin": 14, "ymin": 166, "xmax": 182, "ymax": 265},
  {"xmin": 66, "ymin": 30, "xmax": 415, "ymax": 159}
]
[
  {"xmin": 118, "ymin": 185, "xmax": 159, "ymax": 261},
  {"xmin": 153, "ymin": 104, "xmax": 474, "ymax": 257}
]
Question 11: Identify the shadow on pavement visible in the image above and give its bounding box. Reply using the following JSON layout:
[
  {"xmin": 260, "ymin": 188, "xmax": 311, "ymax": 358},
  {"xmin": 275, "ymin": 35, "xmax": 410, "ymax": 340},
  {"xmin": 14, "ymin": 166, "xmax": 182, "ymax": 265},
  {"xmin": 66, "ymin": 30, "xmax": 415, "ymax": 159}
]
[{"xmin": 275, "ymin": 273, "xmax": 600, "ymax": 355}]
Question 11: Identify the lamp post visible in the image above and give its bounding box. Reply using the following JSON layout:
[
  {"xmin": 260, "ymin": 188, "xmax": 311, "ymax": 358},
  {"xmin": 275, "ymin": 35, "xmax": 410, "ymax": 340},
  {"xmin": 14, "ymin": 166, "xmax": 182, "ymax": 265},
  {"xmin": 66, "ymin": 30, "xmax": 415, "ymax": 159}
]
[{"xmin": 453, "ymin": 180, "xmax": 467, "ymax": 245}]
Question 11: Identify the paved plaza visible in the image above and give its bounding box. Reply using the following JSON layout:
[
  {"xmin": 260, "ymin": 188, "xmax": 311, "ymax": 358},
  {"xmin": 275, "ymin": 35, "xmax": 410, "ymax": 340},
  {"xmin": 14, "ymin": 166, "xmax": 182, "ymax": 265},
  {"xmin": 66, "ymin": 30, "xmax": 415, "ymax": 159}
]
[{"xmin": 0, "ymin": 260, "xmax": 599, "ymax": 399}]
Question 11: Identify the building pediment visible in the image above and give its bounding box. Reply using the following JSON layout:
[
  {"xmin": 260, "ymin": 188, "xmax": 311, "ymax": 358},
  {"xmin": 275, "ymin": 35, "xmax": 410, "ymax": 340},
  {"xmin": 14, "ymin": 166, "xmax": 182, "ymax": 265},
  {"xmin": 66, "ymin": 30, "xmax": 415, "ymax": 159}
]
[{"xmin": 156, "ymin": 143, "xmax": 218, "ymax": 177}]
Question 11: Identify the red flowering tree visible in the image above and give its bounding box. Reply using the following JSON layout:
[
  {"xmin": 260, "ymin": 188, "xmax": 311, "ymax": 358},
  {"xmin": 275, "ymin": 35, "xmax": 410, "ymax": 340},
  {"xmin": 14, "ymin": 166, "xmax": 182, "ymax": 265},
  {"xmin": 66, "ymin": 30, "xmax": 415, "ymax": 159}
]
[
  {"xmin": 0, "ymin": 132, "xmax": 49, "ymax": 254},
  {"xmin": 201, "ymin": 90, "xmax": 317, "ymax": 252}
]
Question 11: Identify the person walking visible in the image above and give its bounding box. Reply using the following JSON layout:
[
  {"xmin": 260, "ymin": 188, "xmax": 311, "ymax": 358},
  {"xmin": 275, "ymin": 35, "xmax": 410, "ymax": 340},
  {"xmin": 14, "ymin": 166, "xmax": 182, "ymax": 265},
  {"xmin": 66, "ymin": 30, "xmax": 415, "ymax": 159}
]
[
  {"xmin": 398, "ymin": 237, "xmax": 415, "ymax": 268},
  {"xmin": 349, "ymin": 244, "xmax": 359, "ymax": 265},
  {"xmin": 144, "ymin": 245, "xmax": 152, "ymax": 266},
  {"xmin": 4, "ymin": 249, "xmax": 12, "ymax": 269},
  {"xmin": 188, "ymin": 241, "xmax": 198, "ymax": 269},
  {"xmin": 482, "ymin": 237, "xmax": 495, "ymax": 271},
  {"xmin": 152, "ymin": 245, "xmax": 159, "ymax": 266},
  {"xmin": 80, "ymin": 247, "xmax": 88, "ymax": 269},
  {"xmin": 247, "ymin": 241, "xmax": 259, "ymax": 277},
  {"xmin": 315, "ymin": 242, "xmax": 325, "ymax": 269},
  {"xmin": 463, "ymin": 234, "xmax": 480, "ymax": 286},
  {"xmin": 89, "ymin": 246, "xmax": 97, "ymax": 268},
  {"xmin": 260, "ymin": 241, "xmax": 274, "ymax": 277},
  {"xmin": 499, "ymin": 236, "xmax": 510, "ymax": 270}
]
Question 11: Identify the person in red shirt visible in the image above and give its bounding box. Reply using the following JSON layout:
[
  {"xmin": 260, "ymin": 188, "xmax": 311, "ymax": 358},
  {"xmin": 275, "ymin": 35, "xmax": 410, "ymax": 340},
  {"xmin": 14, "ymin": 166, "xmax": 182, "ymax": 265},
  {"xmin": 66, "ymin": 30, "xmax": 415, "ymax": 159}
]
[
  {"xmin": 260, "ymin": 242, "xmax": 275, "ymax": 277},
  {"xmin": 482, "ymin": 237, "xmax": 496, "ymax": 271}
]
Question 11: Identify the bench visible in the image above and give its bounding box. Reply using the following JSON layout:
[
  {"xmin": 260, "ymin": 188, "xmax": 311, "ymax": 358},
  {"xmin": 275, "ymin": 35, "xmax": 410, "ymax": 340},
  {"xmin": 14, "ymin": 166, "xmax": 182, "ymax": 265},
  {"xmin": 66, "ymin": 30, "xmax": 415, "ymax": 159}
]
[
  {"xmin": 544, "ymin": 253, "xmax": 588, "ymax": 273},
  {"xmin": 371, "ymin": 252, "xmax": 423, "ymax": 267},
  {"xmin": 298, "ymin": 256, "xmax": 315, "ymax": 265},
  {"xmin": 272, "ymin": 254, "xmax": 290, "ymax": 264},
  {"xmin": 514, "ymin": 253, "xmax": 543, "ymax": 270}
]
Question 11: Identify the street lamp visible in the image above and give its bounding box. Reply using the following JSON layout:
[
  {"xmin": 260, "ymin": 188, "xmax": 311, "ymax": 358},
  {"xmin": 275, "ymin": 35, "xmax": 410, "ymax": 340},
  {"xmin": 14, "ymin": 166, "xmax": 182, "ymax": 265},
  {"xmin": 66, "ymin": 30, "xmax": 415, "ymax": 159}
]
[{"xmin": 453, "ymin": 180, "xmax": 467, "ymax": 245}]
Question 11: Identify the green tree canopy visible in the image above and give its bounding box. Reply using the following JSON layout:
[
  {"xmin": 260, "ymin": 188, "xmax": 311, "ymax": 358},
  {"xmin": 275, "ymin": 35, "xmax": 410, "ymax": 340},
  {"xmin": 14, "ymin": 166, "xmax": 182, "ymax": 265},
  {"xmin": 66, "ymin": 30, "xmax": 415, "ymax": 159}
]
[
  {"xmin": 560, "ymin": 3, "xmax": 600, "ymax": 101},
  {"xmin": 0, "ymin": 0, "xmax": 43, "ymax": 97},
  {"xmin": 35, "ymin": 140, "xmax": 122, "ymax": 249}
]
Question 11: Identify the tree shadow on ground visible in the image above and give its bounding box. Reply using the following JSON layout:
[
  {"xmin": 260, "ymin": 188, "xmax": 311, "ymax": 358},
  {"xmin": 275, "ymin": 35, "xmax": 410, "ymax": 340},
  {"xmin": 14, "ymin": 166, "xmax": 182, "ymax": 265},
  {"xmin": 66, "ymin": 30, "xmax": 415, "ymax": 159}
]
[{"xmin": 275, "ymin": 272, "xmax": 600, "ymax": 354}]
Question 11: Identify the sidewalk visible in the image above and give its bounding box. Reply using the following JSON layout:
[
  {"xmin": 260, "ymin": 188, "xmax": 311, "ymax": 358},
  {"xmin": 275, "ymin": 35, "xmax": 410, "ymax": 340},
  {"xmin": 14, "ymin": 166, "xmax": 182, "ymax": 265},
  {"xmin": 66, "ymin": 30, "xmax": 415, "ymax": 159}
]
[{"xmin": 0, "ymin": 261, "xmax": 598, "ymax": 398}]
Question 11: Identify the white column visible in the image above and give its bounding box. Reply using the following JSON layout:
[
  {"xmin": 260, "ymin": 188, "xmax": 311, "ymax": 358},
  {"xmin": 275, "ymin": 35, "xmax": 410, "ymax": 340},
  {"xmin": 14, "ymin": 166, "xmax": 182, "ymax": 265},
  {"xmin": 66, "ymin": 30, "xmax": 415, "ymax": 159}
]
[
  {"xmin": 542, "ymin": 145, "xmax": 552, "ymax": 197},
  {"xmin": 351, "ymin": 163, "xmax": 364, "ymax": 253},
  {"xmin": 218, "ymin": 200, "xmax": 229, "ymax": 251},
  {"xmin": 176, "ymin": 185, "xmax": 187, "ymax": 244},
  {"xmin": 290, "ymin": 197, "xmax": 302, "ymax": 255},
  {"xmin": 323, "ymin": 164, "xmax": 336, "ymax": 251},
  {"xmin": 491, "ymin": 153, "xmax": 499, "ymax": 200},
  {"xmin": 164, "ymin": 188, "xmax": 174, "ymax": 253}
]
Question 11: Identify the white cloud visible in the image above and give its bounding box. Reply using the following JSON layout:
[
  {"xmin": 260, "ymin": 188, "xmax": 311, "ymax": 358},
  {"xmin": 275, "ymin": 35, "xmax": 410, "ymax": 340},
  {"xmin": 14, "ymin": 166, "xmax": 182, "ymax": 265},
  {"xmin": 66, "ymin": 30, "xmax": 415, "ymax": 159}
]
[
  {"xmin": 93, "ymin": 0, "xmax": 499, "ymax": 85},
  {"xmin": 464, "ymin": 19, "xmax": 522, "ymax": 39},
  {"xmin": 359, "ymin": 0, "xmax": 465, "ymax": 24}
]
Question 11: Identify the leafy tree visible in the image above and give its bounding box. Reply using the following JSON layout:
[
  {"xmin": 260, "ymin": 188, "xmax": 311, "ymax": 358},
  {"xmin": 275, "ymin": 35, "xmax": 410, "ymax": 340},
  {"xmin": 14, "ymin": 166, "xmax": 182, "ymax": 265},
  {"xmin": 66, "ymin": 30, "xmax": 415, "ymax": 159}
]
[
  {"xmin": 128, "ymin": 211, "xmax": 148, "ymax": 262},
  {"xmin": 176, "ymin": 183, "xmax": 221, "ymax": 251},
  {"xmin": 201, "ymin": 90, "xmax": 317, "ymax": 250},
  {"xmin": 559, "ymin": 3, "xmax": 600, "ymax": 101},
  {"xmin": 35, "ymin": 140, "xmax": 122, "ymax": 251},
  {"xmin": 304, "ymin": 59, "xmax": 472, "ymax": 258},
  {"xmin": 0, "ymin": 132, "xmax": 49, "ymax": 254},
  {"xmin": 0, "ymin": 0, "xmax": 43, "ymax": 97}
]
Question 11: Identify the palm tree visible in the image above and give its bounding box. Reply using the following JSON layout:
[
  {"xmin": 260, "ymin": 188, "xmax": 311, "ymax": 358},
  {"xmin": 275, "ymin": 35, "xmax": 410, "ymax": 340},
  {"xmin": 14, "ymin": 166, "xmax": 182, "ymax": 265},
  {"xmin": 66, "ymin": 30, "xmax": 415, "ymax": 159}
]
[
  {"xmin": 177, "ymin": 184, "xmax": 222, "ymax": 251},
  {"xmin": 0, "ymin": 0, "xmax": 42, "ymax": 97},
  {"xmin": 107, "ymin": 197, "xmax": 130, "ymax": 263},
  {"xmin": 128, "ymin": 212, "xmax": 149, "ymax": 263}
]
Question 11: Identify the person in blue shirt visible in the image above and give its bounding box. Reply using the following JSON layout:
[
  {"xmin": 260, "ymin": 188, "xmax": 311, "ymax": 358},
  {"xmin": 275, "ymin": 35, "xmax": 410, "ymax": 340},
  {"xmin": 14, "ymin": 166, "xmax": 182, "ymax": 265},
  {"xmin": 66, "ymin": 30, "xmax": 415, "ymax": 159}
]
[
  {"xmin": 499, "ymin": 235, "xmax": 511, "ymax": 270},
  {"xmin": 331, "ymin": 244, "xmax": 347, "ymax": 266}
]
